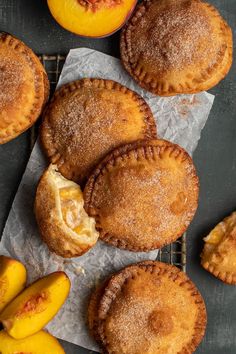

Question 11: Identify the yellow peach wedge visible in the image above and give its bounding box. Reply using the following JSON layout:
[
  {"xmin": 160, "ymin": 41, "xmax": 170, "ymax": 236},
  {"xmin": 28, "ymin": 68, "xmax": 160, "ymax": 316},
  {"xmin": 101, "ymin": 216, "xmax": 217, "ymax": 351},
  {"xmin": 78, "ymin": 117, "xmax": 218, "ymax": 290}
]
[
  {"xmin": 0, "ymin": 330, "xmax": 65, "ymax": 354},
  {"xmin": 47, "ymin": 0, "xmax": 137, "ymax": 38},
  {"xmin": 0, "ymin": 271, "xmax": 70, "ymax": 339},
  {"xmin": 0, "ymin": 256, "xmax": 27, "ymax": 313}
]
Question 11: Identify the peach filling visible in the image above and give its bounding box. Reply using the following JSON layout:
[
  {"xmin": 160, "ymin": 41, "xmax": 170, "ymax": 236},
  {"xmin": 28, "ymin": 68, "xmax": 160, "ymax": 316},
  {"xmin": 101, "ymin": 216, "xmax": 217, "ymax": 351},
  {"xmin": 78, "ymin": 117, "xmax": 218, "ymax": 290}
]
[
  {"xmin": 59, "ymin": 187, "xmax": 94, "ymax": 237},
  {"xmin": 204, "ymin": 213, "xmax": 236, "ymax": 246}
]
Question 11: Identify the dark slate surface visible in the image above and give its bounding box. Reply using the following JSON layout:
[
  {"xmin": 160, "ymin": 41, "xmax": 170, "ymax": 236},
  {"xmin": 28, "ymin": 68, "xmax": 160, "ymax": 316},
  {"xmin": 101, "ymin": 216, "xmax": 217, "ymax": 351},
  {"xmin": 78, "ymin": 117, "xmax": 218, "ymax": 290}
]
[{"xmin": 0, "ymin": 0, "xmax": 235, "ymax": 353}]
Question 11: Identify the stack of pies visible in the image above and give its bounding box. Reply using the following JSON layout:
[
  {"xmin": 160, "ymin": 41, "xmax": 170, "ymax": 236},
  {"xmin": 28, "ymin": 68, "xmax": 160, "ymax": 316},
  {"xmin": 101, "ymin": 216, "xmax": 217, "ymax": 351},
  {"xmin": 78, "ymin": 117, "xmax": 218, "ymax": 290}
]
[
  {"xmin": 37, "ymin": 79, "xmax": 160, "ymax": 256},
  {"xmin": 36, "ymin": 77, "xmax": 199, "ymax": 257},
  {"xmin": 88, "ymin": 261, "xmax": 207, "ymax": 354},
  {"xmin": 0, "ymin": 33, "xmax": 49, "ymax": 144},
  {"xmin": 40, "ymin": 78, "xmax": 156, "ymax": 185}
]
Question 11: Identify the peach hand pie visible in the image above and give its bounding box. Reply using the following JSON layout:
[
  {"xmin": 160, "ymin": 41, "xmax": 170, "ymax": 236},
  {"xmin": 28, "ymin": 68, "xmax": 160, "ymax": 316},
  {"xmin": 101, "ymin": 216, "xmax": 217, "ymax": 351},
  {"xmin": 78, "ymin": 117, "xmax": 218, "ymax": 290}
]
[
  {"xmin": 84, "ymin": 139, "xmax": 199, "ymax": 251},
  {"xmin": 201, "ymin": 211, "xmax": 236, "ymax": 285},
  {"xmin": 120, "ymin": 0, "xmax": 233, "ymax": 96},
  {"xmin": 0, "ymin": 32, "xmax": 49, "ymax": 144},
  {"xmin": 88, "ymin": 261, "xmax": 207, "ymax": 354},
  {"xmin": 40, "ymin": 78, "xmax": 156, "ymax": 185},
  {"xmin": 35, "ymin": 164, "xmax": 99, "ymax": 258}
]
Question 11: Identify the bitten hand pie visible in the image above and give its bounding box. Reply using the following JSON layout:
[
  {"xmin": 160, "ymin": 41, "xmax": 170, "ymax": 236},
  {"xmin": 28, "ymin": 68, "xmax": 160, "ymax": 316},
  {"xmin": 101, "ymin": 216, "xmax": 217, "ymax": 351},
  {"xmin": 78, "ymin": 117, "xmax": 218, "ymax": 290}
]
[
  {"xmin": 201, "ymin": 211, "xmax": 236, "ymax": 285},
  {"xmin": 40, "ymin": 78, "xmax": 157, "ymax": 185},
  {"xmin": 88, "ymin": 261, "xmax": 207, "ymax": 354},
  {"xmin": 84, "ymin": 139, "xmax": 199, "ymax": 251},
  {"xmin": 35, "ymin": 164, "xmax": 99, "ymax": 258},
  {"xmin": 120, "ymin": 0, "xmax": 233, "ymax": 96},
  {"xmin": 0, "ymin": 32, "xmax": 49, "ymax": 144}
]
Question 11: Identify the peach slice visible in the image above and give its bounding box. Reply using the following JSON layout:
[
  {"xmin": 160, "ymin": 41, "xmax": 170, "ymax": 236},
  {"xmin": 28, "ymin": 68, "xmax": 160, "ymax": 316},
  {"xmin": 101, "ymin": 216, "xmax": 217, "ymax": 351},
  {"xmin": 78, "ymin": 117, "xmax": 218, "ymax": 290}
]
[
  {"xmin": 0, "ymin": 330, "xmax": 65, "ymax": 354},
  {"xmin": 0, "ymin": 272, "xmax": 70, "ymax": 339},
  {"xmin": 47, "ymin": 0, "xmax": 137, "ymax": 37},
  {"xmin": 0, "ymin": 256, "xmax": 27, "ymax": 313}
]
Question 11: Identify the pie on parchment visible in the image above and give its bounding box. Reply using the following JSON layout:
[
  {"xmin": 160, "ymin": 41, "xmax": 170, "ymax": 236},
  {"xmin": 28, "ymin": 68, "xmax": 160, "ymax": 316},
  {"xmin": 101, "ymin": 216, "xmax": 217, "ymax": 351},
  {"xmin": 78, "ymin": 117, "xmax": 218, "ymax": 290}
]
[
  {"xmin": 0, "ymin": 32, "xmax": 49, "ymax": 144},
  {"xmin": 120, "ymin": 0, "xmax": 233, "ymax": 96},
  {"xmin": 84, "ymin": 139, "xmax": 199, "ymax": 251},
  {"xmin": 88, "ymin": 261, "xmax": 207, "ymax": 354},
  {"xmin": 201, "ymin": 211, "xmax": 236, "ymax": 285},
  {"xmin": 35, "ymin": 164, "xmax": 99, "ymax": 258},
  {"xmin": 40, "ymin": 78, "xmax": 157, "ymax": 185}
]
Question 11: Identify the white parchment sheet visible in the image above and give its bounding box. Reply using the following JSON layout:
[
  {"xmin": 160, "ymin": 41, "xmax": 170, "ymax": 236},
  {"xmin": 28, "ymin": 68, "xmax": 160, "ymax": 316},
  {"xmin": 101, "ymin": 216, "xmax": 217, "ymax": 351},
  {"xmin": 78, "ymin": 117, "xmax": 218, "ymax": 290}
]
[{"xmin": 0, "ymin": 48, "xmax": 214, "ymax": 351}]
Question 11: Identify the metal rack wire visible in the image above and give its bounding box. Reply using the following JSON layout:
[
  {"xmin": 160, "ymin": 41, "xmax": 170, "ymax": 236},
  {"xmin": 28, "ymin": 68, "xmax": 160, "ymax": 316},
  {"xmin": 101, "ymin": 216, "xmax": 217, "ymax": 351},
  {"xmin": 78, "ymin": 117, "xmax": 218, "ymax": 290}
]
[
  {"xmin": 38, "ymin": 54, "xmax": 66, "ymax": 91},
  {"xmin": 34, "ymin": 54, "xmax": 187, "ymax": 273},
  {"xmin": 157, "ymin": 233, "xmax": 186, "ymax": 272}
]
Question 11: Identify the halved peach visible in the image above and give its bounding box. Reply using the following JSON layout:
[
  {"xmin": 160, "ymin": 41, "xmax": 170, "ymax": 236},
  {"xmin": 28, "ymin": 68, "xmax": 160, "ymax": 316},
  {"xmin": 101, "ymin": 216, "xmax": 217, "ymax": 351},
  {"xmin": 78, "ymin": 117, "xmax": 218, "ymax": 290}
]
[
  {"xmin": 0, "ymin": 272, "xmax": 70, "ymax": 339},
  {"xmin": 0, "ymin": 330, "xmax": 65, "ymax": 354},
  {"xmin": 47, "ymin": 0, "xmax": 137, "ymax": 37},
  {"xmin": 0, "ymin": 256, "xmax": 27, "ymax": 313}
]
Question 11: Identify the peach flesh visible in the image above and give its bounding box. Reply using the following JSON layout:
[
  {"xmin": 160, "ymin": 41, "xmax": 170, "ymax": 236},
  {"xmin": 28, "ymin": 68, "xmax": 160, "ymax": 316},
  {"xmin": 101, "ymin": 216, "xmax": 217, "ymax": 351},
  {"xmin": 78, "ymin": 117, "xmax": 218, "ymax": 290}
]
[{"xmin": 47, "ymin": 0, "xmax": 138, "ymax": 38}]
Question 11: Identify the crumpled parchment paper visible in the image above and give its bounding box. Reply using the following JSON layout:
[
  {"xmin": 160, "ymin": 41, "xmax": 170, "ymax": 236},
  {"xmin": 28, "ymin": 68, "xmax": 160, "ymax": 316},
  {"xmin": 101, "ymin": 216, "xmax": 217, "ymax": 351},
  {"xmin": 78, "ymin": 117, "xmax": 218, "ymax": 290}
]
[{"xmin": 0, "ymin": 48, "xmax": 214, "ymax": 351}]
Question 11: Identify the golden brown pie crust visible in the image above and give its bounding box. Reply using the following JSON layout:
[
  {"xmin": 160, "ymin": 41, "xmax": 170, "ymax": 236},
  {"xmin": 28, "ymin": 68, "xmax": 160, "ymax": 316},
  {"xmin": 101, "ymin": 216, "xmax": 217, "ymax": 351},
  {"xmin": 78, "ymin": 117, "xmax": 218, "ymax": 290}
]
[
  {"xmin": 84, "ymin": 139, "xmax": 199, "ymax": 251},
  {"xmin": 0, "ymin": 32, "xmax": 49, "ymax": 144},
  {"xmin": 201, "ymin": 211, "xmax": 236, "ymax": 285},
  {"xmin": 120, "ymin": 0, "xmax": 233, "ymax": 96},
  {"xmin": 35, "ymin": 164, "xmax": 99, "ymax": 258},
  {"xmin": 87, "ymin": 280, "xmax": 109, "ymax": 344},
  {"xmin": 88, "ymin": 261, "xmax": 207, "ymax": 354},
  {"xmin": 40, "ymin": 78, "xmax": 157, "ymax": 185}
]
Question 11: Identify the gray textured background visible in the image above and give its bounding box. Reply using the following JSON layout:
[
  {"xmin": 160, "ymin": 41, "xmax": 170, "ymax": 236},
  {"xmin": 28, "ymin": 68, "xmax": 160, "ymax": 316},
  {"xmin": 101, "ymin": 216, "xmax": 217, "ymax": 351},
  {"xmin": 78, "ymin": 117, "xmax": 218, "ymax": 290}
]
[{"xmin": 0, "ymin": 1, "xmax": 235, "ymax": 353}]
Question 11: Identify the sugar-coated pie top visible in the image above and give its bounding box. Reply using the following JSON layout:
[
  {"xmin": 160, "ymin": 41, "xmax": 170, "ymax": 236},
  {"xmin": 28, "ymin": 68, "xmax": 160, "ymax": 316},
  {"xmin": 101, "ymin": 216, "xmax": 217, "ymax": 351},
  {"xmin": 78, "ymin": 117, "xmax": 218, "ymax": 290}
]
[
  {"xmin": 0, "ymin": 32, "xmax": 49, "ymax": 144},
  {"xmin": 120, "ymin": 0, "xmax": 233, "ymax": 96},
  {"xmin": 88, "ymin": 261, "xmax": 207, "ymax": 354},
  {"xmin": 84, "ymin": 139, "xmax": 199, "ymax": 251},
  {"xmin": 40, "ymin": 78, "xmax": 157, "ymax": 185},
  {"xmin": 35, "ymin": 164, "xmax": 99, "ymax": 258},
  {"xmin": 201, "ymin": 211, "xmax": 236, "ymax": 285}
]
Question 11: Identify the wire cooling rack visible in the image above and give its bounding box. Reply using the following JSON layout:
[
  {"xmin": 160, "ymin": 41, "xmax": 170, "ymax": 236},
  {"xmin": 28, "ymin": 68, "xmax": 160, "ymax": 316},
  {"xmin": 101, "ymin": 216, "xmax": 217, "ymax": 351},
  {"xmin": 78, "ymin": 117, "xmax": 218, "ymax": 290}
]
[
  {"xmin": 34, "ymin": 54, "xmax": 187, "ymax": 273},
  {"xmin": 39, "ymin": 54, "xmax": 66, "ymax": 91},
  {"xmin": 157, "ymin": 234, "xmax": 186, "ymax": 272}
]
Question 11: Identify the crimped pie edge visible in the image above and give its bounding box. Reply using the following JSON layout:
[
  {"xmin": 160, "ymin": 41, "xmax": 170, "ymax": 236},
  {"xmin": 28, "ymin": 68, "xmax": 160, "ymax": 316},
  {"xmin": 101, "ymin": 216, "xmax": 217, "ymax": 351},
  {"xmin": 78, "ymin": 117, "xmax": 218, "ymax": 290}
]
[
  {"xmin": 120, "ymin": 0, "xmax": 233, "ymax": 96},
  {"xmin": 95, "ymin": 261, "xmax": 207, "ymax": 354},
  {"xmin": 0, "ymin": 32, "xmax": 49, "ymax": 144},
  {"xmin": 88, "ymin": 279, "xmax": 110, "ymax": 345},
  {"xmin": 201, "ymin": 258, "xmax": 236, "ymax": 285},
  {"xmin": 84, "ymin": 139, "xmax": 199, "ymax": 251}
]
